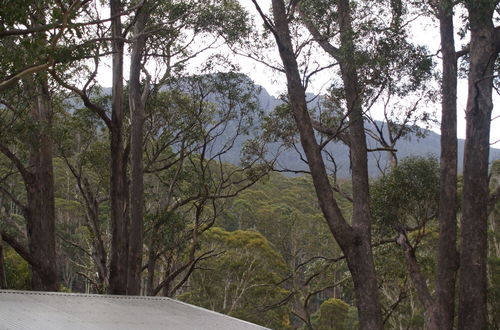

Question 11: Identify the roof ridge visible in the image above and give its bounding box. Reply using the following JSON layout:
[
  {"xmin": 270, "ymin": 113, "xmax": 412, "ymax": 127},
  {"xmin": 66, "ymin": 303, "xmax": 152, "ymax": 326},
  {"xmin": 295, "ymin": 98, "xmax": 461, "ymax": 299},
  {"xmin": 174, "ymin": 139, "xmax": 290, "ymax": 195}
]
[{"xmin": 0, "ymin": 290, "xmax": 173, "ymax": 301}]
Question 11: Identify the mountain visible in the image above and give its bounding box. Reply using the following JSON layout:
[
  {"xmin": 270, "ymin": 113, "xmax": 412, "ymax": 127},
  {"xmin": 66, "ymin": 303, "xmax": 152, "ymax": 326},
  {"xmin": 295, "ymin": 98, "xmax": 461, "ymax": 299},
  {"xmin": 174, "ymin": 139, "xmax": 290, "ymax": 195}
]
[
  {"xmin": 220, "ymin": 81, "xmax": 500, "ymax": 178},
  {"xmin": 95, "ymin": 75, "xmax": 500, "ymax": 178}
]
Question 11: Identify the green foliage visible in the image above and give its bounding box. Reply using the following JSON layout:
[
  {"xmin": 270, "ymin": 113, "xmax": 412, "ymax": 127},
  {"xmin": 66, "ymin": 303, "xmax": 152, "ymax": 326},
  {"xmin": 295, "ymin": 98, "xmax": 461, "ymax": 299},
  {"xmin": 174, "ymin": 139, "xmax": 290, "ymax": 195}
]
[
  {"xmin": 216, "ymin": 173, "xmax": 356, "ymax": 328},
  {"xmin": 371, "ymin": 157, "xmax": 441, "ymax": 327},
  {"xmin": 311, "ymin": 298, "xmax": 350, "ymax": 330},
  {"xmin": 488, "ymin": 256, "xmax": 500, "ymax": 328},
  {"xmin": 58, "ymin": 285, "xmax": 72, "ymax": 293},
  {"xmin": 371, "ymin": 156, "xmax": 439, "ymax": 236},
  {"xmin": 1, "ymin": 1, "xmax": 498, "ymax": 328},
  {"xmin": 3, "ymin": 248, "xmax": 30, "ymax": 290},
  {"xmin": 194, "ymin": 0, "xmax": 251, "ymax": 44},
  {"xmin": 179, "ymin": 227, "xmax": 290, "ymax": 329},
  {"xmin": 262, "ymin": 103, "xmax": 297, "ymax": 146}
]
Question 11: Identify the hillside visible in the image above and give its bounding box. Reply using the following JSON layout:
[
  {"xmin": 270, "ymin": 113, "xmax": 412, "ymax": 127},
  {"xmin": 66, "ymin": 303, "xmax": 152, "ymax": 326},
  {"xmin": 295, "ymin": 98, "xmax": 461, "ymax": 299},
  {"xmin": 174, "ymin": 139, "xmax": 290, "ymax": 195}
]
[
  {"xmin": 223, "ymin": 82, "xmax": 500, "ymax": 177},
  {"xmin": 101, "ymin": 77, "xmax": 500, "ymax": 177}
]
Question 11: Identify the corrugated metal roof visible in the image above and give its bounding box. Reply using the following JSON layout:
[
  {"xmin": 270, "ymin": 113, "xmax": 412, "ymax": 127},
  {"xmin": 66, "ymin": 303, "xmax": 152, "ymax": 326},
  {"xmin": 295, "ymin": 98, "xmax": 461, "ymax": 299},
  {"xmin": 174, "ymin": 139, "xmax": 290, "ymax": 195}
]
[{"xmin": 0, "ymin": 290, "xmax": 269, "ymax": 330}]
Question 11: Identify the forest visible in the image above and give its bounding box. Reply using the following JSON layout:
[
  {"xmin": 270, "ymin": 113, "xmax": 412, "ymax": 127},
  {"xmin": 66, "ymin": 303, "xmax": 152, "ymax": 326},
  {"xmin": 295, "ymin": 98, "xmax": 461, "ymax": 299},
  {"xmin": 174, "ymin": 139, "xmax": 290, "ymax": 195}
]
[{"xmin": 0, "ymin": 0, "xmax": 500, "ymax": 329}]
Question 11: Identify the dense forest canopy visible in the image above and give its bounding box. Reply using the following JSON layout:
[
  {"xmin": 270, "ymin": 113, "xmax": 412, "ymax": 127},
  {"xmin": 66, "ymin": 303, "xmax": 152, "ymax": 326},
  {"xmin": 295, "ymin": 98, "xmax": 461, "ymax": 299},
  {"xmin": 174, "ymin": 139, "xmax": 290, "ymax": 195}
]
[{"xmin": 1, "ymin": 0, "xmax": 500, "ymax": 329}]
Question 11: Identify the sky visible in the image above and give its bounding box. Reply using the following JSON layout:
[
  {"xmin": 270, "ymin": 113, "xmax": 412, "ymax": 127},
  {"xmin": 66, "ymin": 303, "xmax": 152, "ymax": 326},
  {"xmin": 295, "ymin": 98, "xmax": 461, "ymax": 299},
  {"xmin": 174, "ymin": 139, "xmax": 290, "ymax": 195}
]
[
  {"xmin": 96, "ymin": 0, "xmax": 500, "ymax": 148},
  {"xmin": 237, "ymin": 2, "xmax": 500, "ymax": 148}
]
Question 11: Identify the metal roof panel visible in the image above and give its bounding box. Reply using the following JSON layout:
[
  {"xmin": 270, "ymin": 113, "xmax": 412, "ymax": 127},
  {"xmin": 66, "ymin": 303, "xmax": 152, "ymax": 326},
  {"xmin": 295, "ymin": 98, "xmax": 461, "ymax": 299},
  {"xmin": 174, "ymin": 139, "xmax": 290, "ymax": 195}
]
[{"xmin": 0, "ymin": 290, "xmax": 269, "ymax": 330}]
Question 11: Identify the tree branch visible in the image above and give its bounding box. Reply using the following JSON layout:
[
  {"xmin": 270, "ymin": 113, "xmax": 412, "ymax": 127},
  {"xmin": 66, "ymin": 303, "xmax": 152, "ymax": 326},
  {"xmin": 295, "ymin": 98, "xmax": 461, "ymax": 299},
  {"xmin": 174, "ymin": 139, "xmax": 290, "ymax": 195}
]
[
  {"xmin": 0, "ymin": 230, "xmax": 42, "ymax": 270},
  {"xmin": 396, "ymin": 232, "xmax": 433, "ymax": 310},
  {"xmin": 0, "ymin": 144, "xmax": 32, "ymax": 184},
  {"xmin": 50, "ymin": 70, "xmax": 112, "ymax": 129},
  {"xmin": 0, "ymin": 63, "xmax": 52, "ymax": 92}
]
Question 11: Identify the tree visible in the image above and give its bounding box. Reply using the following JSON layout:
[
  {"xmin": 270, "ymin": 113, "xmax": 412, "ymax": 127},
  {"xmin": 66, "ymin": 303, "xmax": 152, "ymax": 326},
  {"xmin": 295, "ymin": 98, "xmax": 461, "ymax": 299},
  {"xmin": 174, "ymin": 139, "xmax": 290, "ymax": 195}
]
[
  {"xmin": 51, "ymin": 0, "xmax": 254, "ymax": 295},
  {"xmin": 179, "ymin": 227, "xmax": 290, "ymax": 329},
  {"xmin": 459, "ymin": 1, "xmax": 500, "ymax": 328},
  {"xmin": 433, "ymin": 0, "xmax": 459, "ymax": 328},
  {"xmin": 251, "ymin": 1, "xmax": 384, "ymax": 327},
  {"xmin": 0, "ymin": 0, "xmax": 88, "ymax": 91},
  {"xmin": 141, "ymin": 72, "xmax": 266, "ymax": 297},
  {"xmin": 127, "ymin": 0, "xmax": 150, "ymax": 296},
  {"xmin": 55, "ymin": 105, "xmax": 112, "ymax": 292},
  {"xmin": 0, "ymin": 3, "xmax": 61, "ymax": 289},
  {"xmin": 371, "ymin": 156, "xmax": 440, "ymax": 326},
  {"xmin": 310, "ymin": 298, "xmax": 350, "ymax": 330},
  {"xmin": 220, "ymin": 173, "xmax": 350, "ymax": 329}
]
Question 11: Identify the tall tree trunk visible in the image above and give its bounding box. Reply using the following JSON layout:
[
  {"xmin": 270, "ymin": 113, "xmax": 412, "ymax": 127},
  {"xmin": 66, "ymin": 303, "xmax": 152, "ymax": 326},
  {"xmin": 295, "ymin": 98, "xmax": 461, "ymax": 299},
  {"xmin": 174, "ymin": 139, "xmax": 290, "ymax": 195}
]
[
  {"xmin": 146, "ymin": 246, "xmax": 157, "ymax": 296},
  {"xmin": 0, "ymin": 232, "xmax": 7, "ymax": 289},
  {"xmin": 108, "ymin": 0, "xmax": 129, "ymax": 295},
  {"xmin": 85, "ymin": 195, "xmax": 108, "ymax": 291},
  {"xmin": 25, "ymin": 77, "xmax": 58, "ymax": 291},
  {"xmin": 433, "ymin": 0, "xmax": 459, "ymax": 328},
  {"xmin": 127, "ymin": 2, "xmax": 148, "ymax": 295},
  {"xmin": 458, "ymin": 2, "xmax": 498, "ymax": 329},
  {"xmin": 335, "ymin": 1, "xmax": 382, "ymax": 327},
  {"xmin": 265, "ymin": 0, "xmax": 383, "ymax": 328}
]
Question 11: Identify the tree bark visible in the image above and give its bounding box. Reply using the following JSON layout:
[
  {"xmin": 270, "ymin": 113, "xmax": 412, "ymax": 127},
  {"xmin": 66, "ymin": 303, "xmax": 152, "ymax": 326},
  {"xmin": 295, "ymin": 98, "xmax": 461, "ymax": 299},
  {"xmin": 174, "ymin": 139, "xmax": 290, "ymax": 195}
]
[
  {"xmin": 335, "ymin": 1, "xmax": 383, "ymax": 327},
  {"xmin": 458, "ymin": 2, "xmax": 498, "ymax": 329},
  {"xmin": 84, "ymin": 185, "xmax": 108, "ymax": 291},
  {"xmin": 146, "ymin": 246, "xmax": 157, "ymax": 296},
  {"xmin": 108, "ymin": 0, "xmax": 129, "ymax": 295},
  {"xmin": 0, "ymin": 232, "xmax": 7, "ymax": 289},
  {"xmin": 433, "ymin": 0, "xmax": 459, "ymax": 328},
  {"xmin": 127, "ymin": 1, "xmax": 148, "ymax": 295},
  {"xmin": 0, "ymin": 83, "xmax": 58, "ymax": 291},
  {"xmin": 25, "ymin": 76, "xmax": 58, "ymax": 291}
]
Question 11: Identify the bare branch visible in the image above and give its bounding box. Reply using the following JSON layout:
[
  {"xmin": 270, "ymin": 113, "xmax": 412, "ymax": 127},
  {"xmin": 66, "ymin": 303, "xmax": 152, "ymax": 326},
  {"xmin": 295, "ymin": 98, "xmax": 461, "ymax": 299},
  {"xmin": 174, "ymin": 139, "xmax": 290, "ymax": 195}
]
[{"xmin": 0, "ymin": 63, "xmax": 53, "ymax": 92}]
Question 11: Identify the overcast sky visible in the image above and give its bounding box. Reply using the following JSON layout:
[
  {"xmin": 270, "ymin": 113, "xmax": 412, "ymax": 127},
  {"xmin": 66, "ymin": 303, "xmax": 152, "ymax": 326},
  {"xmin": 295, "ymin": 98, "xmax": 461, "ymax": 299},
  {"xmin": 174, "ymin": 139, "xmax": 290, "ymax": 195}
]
[
  {"xmin": 239, "ymin": 2, "xmax": 499, "ymax": 148},
  {"xmin": 96, "ymin": 1, "xmax": 500, "ymax": 148}
]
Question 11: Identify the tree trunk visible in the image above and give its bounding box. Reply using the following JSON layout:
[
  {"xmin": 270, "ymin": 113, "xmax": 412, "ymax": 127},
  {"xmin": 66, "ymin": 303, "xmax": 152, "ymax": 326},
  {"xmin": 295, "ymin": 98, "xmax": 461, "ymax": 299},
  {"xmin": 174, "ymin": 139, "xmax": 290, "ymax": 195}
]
[
  {"xmin": 266, "ymin": 0, "xmax": 383, "ymax": 328},
  {"xmin": 127, "ymin": 2, "xmax": 148, "ymax": 295},
  {"xmin": 335, "ymin": 1, "xmax": 383, "ymax": 327},
  {"xmin": 108, "ymin": 0, "xmax": 129, "ymax": 295},
  {"xmin": 146, "ymin": 246, "xmax": 157, "ymax": 296},
  {"xmin": 458, "ymin": 2, "xmax": 497, "ymax": 329},
  {"xmin": 343, "ymin": 238, "xmax": 383, "ymax": 329},
  {"xmin": 433, "ymin": 0, "xmax": 459, "ymax": 328},
  {"xmin": 0, "ymin": 232, "xmax": 7, "ymax": 289},
  {"xmin": 86, "ymin": 197, "xmax": 108, "ymax": 292},
  {"xmin": 25, "ymin": 77, "xmax": 58, "ymax": 291}
]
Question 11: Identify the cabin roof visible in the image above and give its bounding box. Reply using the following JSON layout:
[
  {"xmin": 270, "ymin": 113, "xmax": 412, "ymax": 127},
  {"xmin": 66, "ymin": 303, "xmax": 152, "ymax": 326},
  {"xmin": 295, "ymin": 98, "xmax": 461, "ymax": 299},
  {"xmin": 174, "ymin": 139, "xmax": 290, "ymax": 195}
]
[{"xmin": 0, "ymin": 290, "xmax": 268, "ymax": 330}]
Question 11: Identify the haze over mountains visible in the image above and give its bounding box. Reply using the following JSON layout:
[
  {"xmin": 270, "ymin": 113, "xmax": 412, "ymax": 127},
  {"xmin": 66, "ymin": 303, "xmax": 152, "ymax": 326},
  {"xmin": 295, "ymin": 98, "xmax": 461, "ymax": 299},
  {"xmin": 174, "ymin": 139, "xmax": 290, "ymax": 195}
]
[
  {"xmin": 224, "ymin": 80, "xmax": 500, "ymax": 177},
  {"xmin": 99, "ymin": 75, "xmax": 500, "ymax": 178}
]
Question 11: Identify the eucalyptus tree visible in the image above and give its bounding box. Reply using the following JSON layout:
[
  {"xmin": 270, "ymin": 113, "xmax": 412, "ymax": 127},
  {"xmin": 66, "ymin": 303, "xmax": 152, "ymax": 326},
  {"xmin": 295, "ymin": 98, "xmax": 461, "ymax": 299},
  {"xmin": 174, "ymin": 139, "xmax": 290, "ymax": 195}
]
[
  {"xmin": 54, "ymin": 104, "xmax": 112, "ymax": 292},
  {"xmin": 368, "ymin": 1, "xmax": 460, "ymax": 327},
  {"xmin": 0, "ymin": 0, "xmax": 94, "ymax": 291},
  {"xmin": 51, "ymin": 0, "xmax": 253, "ymax": 294},
  {"xmin": 142, "ymin": 72, "xmax": 266, "ymax": 297},
  {"xmin": 459, "ymin": 2, "xmax": 500, "ymax": 328},
  {"xmin": 0, "ymin": 0, "xmax": 91, "ymax": 91},
  {"xmin": 384, "ymin": 2, "xmax": 500, "ymax": 328},
  {"xmin": 249, "ymin": 0, "xmax": 435, "ymax": 327},
  {"xmin": 434, "ymin": 0, "xmax": 459, "ymax": 328},
  {"xmin": 178, "ymin": 227, "xmax": 290, "ymax": 329},
  {"xmin": 370, "ymin": 157, "xmax": 440, "ymax": 326},
  {"xmin": 251, "ymin": 1, "xmax": 382, "ymax": 327},
  {"xmin": 127, "ymin": 0, "xmax": 150, "ymax": 296},
  {"xmin": 126, "ymin": 0, "xmax": 253, "ymax": 295}
]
